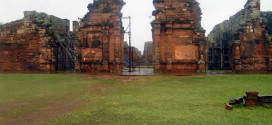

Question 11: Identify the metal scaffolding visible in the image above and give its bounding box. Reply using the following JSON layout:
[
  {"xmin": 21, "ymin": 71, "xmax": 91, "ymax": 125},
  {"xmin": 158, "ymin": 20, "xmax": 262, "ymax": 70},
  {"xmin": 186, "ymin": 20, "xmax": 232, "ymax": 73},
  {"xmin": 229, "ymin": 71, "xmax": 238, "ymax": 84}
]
[{"xmin": 123, "ymin": 16, "xmax": 134, "ymax": 72}]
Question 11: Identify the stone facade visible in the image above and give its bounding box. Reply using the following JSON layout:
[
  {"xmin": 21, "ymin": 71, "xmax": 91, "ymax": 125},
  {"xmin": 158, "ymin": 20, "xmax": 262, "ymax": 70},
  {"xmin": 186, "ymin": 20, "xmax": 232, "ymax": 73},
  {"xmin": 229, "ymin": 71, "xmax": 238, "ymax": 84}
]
[
  {"xmin": 207, "ymin": 20, "xmax": 233, "ymax": 70},
  {"xmin": 152, "ymin": 0, "xmax": 207, "ymax": 73},
  {"xmin": 77, "ymin": 0, "xmax": 125, "ymax": 73},
  {"xmin": 73, "ymin": 21, "xmax": 80, "ymax": 32},
  {"xmin": 142, "ymin": 41, "xmax": 153, "ymax": 66},
  {"xmin": 208, "ymin": 0, "xmax": 271, "ymax": 72},
  {"xmin": 0, "ymin": 11, "xmax": 76, "ymax": 72},
  {"xmin": 261, "ymin": 12, "xmax": 272, "ymax": 35}
]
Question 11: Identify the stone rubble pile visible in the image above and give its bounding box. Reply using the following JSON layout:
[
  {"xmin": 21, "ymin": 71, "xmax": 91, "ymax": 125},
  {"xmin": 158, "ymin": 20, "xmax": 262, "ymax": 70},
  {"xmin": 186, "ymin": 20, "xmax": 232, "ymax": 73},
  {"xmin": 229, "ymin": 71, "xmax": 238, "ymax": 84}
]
[{"xmin": 227, "ymin": 91, "xmax": 272, "ymax": 110}]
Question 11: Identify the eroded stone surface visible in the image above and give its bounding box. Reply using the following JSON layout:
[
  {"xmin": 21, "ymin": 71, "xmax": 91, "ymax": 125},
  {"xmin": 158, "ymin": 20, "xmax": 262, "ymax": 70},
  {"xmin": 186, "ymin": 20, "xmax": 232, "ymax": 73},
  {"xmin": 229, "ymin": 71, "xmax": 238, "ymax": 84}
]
[
  {"xmin": 77, "ymin": 0, "xmax": 125, "ymax": 73},
  {"xmin": 0, "ymin": 11, "xmax": 76, "ymax": 72},
  {"xmin": 261, "ymin": 12, "xmax": 272, "ymax": 35},
  {"xmin": 152, "ymin": 0, "xmax": 207, "ymax": 73},
  {"xmin": 208, "ymin": 0, "xmax": 272, "ymax": 72}
]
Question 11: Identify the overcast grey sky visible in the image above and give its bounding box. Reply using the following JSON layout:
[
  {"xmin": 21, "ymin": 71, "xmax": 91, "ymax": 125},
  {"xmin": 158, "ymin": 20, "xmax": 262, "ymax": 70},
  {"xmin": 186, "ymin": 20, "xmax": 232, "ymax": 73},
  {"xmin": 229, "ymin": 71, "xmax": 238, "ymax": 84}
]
[{"xmin": 0, "ymin": 0, "xmax": 271, "ymax": 53}]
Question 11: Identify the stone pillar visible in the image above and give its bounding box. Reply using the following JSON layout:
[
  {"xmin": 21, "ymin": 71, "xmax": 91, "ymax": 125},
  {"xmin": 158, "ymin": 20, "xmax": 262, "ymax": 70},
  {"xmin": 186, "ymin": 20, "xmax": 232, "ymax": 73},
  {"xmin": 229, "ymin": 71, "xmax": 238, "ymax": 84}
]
[
  {"xmin": 109, "ymin": 28, "xmax": 115, "ymax": 72},
  {"xmin": 198, "ymin": 40, "xmax": 206, "ymax": 73},
  {"xmin": 114, "ymin": 24, "xmax": 121, "ymax": 73},
  {"xmin": 102, "ymin": 28, "xmax": 109, "ymax": 72},
  {"xmin": 166, "ymin": 24, "xmax": 173, "ymax": 71},
  {"xmin": 198, "ymin": 55, "xmax": 206, "ymax": 72},
  {"xmin": 153, "ymin": 22, "xmax": 161, "ymax": 72},
  {"xmin": 64, "ymin": 19, "xmax": 70, "ymax": 32},
  {"xmin": 268, "ymin": 44, "xmax": 272, "ymax": 71},
  {"xmin": 232, "ymin": 40, "xmax": 242, "ymax": 71},
  {"xmin": 73, "ymin": 21, "xmax": 79, "ymax": 32}
]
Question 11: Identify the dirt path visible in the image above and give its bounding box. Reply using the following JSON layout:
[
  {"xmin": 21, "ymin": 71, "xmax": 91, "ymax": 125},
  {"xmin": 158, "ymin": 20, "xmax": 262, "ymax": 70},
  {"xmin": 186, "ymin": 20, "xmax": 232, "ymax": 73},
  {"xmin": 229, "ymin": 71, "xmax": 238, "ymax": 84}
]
[{"xmin": 0, "ymin": 97, "xmax": 82, "ymax": 125}]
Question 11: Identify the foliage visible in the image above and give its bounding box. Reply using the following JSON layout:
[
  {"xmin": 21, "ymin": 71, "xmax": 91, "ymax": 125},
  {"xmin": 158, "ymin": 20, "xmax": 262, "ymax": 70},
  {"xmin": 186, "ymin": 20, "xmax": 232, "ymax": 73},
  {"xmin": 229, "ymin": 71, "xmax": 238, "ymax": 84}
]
[{"xmin": 31, "ymin": 29, "xmax": 38, "ymax": 35}]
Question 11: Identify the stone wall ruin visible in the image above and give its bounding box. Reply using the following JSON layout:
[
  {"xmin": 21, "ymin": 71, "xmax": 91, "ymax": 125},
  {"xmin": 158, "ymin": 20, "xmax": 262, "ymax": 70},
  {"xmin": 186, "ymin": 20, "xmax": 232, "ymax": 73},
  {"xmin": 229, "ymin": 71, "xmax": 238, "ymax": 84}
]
[
  {"xmin": 76, "ymin": 0, "xmax": 125, "ymax": 73},
  {"xmin": 0, "ymin": 11, "xmax": 76, "ymax": 72},
  {"xmin": 2, "ymin": 0, "xmax": 270, "ymax": 73},
  {"xmin": 152, "ymin": 0, "xmax": 207, "ymax": 73},
  {"xmin": 261, "ymin": 11, "xmax": 272, "ymax": 36},
  {"xmin": 208, "ymin": 0, "xmax": 272, "ymax": 72}
]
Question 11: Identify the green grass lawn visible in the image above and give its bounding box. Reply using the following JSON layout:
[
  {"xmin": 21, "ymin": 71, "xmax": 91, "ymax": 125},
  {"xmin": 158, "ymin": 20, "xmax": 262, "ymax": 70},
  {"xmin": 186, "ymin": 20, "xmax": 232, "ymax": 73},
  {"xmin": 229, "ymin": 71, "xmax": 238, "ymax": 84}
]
[{"xmin": 0, "ymin": 74, "xmax": 272, "ymax": 125}]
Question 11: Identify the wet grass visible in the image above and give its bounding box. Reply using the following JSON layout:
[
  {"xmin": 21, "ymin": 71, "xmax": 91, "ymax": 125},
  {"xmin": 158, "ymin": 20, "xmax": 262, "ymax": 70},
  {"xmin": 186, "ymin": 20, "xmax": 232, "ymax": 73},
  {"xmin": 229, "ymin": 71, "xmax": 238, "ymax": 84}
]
[
  {"xmin": 0, "ymin": 74, "xmax": 98, "ymax": 124},
  {"xmin": 0, "ymin": 74, "xmax": 272, "ymax": 125}
]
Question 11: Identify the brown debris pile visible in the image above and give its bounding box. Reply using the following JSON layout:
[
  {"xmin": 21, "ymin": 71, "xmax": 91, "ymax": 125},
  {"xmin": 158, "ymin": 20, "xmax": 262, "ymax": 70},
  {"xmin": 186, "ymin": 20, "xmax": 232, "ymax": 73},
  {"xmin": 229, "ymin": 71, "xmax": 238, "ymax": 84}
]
[
  {"xmin": 226, "ymin": 91, "xmax": 272, "ymax": 110},
  {"xmin": 152, "ymin": 0, "xmax": 207, "ymax": 73}
]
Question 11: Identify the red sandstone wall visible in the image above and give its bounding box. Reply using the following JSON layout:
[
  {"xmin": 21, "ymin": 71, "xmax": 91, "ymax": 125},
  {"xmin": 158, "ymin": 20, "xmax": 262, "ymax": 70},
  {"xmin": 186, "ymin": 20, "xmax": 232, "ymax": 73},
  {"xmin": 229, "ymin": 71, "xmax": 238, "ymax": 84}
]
[
  {"xmin": 208, "ymin": 0, "xmax": 271, "ymax": 72},
  {"xmin": 152, "ymin": 0, "xmax": 207, "ymax": 73},
  {"xmin": 77, "ymin": 0, "xmax": 125, "ymax": 73},
  {"xmin": 0, "ymin": 11, "xmax": 74, "ymax": 72},
  {"xmin": 0, "ymin": 22, "xmax": 55, "ymax": 72},
  {"xmin": 231, "ymin": 0, "xmax": 271, "ymax": 72}
]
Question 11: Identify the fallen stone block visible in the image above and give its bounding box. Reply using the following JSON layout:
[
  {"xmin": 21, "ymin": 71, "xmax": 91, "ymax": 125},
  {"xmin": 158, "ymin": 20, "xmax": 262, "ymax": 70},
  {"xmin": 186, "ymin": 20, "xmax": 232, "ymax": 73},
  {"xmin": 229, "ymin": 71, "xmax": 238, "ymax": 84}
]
[
  {"xmin": 258, "ymin": 96, "xmax": 272, "ymax": 104},
  {"xmin": 225, "ymin": 104, "xmax": 233, "ymax": 110},
  {"xmin": 229, "ymin": 97, "xmax": 244, "ymax": 105}
]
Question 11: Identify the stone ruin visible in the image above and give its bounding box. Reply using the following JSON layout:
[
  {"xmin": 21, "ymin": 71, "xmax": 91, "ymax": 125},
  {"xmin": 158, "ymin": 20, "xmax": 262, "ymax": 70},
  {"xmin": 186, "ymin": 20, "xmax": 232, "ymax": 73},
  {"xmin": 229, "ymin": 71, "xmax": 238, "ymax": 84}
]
[
  {"xmin": 142, "ymin": 41, "xmax": 153, "ymax": 67},
  {"xmin": 0, "ymin": 11, "xmax": 76, "ymax": 72},
  {"xmin": 226, "ymin": 91, "xmax": 272, "ymax": 110},
  {"xmin": 76, "ymin": 0, "xmax": 125, "ymax": 73},
  {"xmin": 2, "ymin": 0, "xmax": 271, "ymax": 74},
  {"xmin": 0, "ymin": 0, "xmax": 208, "ymax": 73},
  {"xmin": 0, "ymin": 0, "xmax": 127, "ymax": 73},
  {"xmin": 152, "ymin": 0, "xmax": 207, "ymax": 73},
  {"xmin": 208, "ymin": 0, "xmax": 272, "ymax": 72},
  {"xmin": 261, "ymin": 12, "xmax": 272, "ymax": 35}
]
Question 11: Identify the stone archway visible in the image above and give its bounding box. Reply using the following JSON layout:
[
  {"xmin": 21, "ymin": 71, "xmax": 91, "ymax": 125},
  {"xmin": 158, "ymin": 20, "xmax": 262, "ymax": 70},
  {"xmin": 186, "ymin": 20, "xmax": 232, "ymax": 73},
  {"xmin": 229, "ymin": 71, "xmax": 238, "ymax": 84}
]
[{"xmin": 75, "ymin": 0, "xmax": 207, "ymax": 73}]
